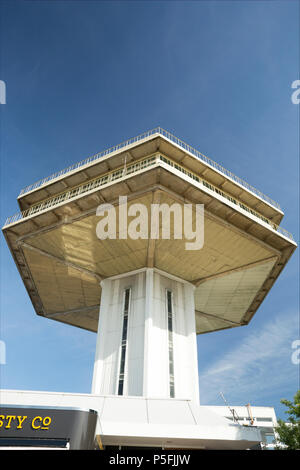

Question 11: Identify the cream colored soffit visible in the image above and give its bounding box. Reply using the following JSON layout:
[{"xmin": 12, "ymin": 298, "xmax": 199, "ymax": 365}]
[{"xmin": 195, "ymin": 258, "xmax": 277, "ymax": 334}]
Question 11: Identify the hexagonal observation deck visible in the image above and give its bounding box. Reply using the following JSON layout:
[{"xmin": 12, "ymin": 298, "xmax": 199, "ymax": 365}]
[
  {"xmin": 3, "ymin": 127, "xmax": 296, "ymax": 449},
  {"xmin": 2, "ymin": 128, "xmax": 296, "ymax": 400}
]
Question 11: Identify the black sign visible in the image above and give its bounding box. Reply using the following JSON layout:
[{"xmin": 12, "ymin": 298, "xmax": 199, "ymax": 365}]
[{"xmin": 0, "ymin": 407, "xmax": 97, "ymax": 449}]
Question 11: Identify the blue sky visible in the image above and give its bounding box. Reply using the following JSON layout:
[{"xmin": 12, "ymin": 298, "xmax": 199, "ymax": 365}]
[{"xmin": 0, "ymin": 1, "xmax": 299, "ymax": 420}]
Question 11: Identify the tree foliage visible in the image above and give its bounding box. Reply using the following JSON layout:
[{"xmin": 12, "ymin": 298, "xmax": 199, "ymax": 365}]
[{"xmin": 274, "ymin": 390, "xmax": 300, "ymax": 450}]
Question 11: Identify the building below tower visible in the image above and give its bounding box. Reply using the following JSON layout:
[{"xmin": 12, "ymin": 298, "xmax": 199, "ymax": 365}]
[{"xmin": 0, "ymin": 389, "xmax": 267, "ymax": 450}]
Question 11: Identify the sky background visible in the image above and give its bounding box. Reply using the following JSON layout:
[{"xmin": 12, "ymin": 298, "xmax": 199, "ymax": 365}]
[{"xmin": 0, "ymin": 0, "xmax": 299, "ymax": 421}]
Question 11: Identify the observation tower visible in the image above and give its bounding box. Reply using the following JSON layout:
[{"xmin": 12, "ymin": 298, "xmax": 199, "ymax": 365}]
[{"xmin": 2, "ymin": 128, "xmax": 296, "ymax": 449}]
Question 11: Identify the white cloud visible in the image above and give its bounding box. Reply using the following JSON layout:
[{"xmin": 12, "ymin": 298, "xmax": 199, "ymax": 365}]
[{"xmin": 199, "ymin": 309, "xmax": 299, "ymax": 405}]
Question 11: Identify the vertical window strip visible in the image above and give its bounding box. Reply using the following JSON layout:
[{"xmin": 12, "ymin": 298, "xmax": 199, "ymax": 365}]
[
  {"xmin": 118, "ymin": 288, "xmax": 131, "ymax": 396},
  {"xmin": 167, "ymin": 290, "xmax": 175, "ymax": 398}
]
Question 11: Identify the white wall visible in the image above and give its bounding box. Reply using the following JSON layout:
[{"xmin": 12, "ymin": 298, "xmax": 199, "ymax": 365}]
[{"xmin": 92, "ymin": 268, "xmax": 199, "ymax": 402}]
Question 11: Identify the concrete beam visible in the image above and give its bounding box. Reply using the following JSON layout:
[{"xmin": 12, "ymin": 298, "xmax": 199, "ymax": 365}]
[
  {"xmin": 193, "ymin": 256, "xmax": 278, "ymax": 286},
  {"xmin": 19, "ymin": 242, "xmax": 103, "ymax": 282},
  {"xmin": 195, "ymin": 310, "xmax": 242, "ymax": 327},
  {"xmin": 47, "ymin": 304, "xmax": 100, "ymax": 318},
  {"xmin": 147, "ymin": 191, "xmax": 161, "ymax": 268}
]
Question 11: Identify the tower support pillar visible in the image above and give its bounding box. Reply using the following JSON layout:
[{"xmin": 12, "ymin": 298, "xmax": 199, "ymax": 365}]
[{"xmin": 92, "ymin": 268, "xmax": 199, "ymax": 403}]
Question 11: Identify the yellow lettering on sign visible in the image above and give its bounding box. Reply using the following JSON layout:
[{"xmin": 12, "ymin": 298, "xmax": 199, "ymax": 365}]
[
  {"xmin": 41, "ymin": 416, "xmax": 51, "ymax": 429},
  {"xmin": 17, "ymin": 416, "xmax": 27, "ymax": 429},
  {"xmin": 0, "ymin": 414, "xmax": 52, "ymax": 430},
  {"xmin": 31, "ymin": 416, "xmax": 42, "ymax": 429},
  {"xmin": 5, "ymin": 415, "xmax": 16, "ymax": 429}
]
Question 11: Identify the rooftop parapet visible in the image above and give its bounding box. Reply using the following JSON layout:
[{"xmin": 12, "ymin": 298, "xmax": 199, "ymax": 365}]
[
  {"xmin": 4, "ymin": 153, "xmax": 294, "ymax": 242},
  {"xmin": 17, "ymin": 127, "xmax": 282, "ymax": 212}
]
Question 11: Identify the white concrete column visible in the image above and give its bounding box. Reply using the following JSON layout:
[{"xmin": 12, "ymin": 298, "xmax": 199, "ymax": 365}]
[
  {"xmin": 142, "ymin": 268, "xmax": 169, "ymax": 398},
  {"xmin": 183, "ymin": 282, "xmax": 200, "ymax": 403},
  {"xmin": 142, "ymin": 268, "xmax": 155, "ymax": 397},
  {"xmin": 91, "ymin": 268, "xmax": 200, "ymax": 402},
  {"xmin": 91, "ymin": 277, "xmax": 112, "ymax": 395}
]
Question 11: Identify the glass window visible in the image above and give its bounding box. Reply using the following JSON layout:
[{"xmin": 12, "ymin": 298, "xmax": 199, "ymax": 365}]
[
  {"xmin": 118, "ymin": 288, "xmax": 131, "ymax": 396},
  {"xmin": 166, "ymin": 290, "xmax": 175, "ymax": 398}
]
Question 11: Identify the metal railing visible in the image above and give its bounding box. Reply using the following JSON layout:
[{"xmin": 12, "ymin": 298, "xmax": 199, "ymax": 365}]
[
  {"xmin": 5, "ymin": 155, "xmax": 158, "ymax": 227},
  {"xmin": 158, "ymin": 155, "xmax": 293, "ymax": 241},
  {"xmin": 18, "ymin": 127, "xmax": 281, "ymax": 211},
  {"xmin": 158, "ymin": 128, "xmax": 281, "ymax": 210},
  {"xmin": 5, "ymin": 153, "xmax": 293, "ymax": 241},
  {"xmin": 18, "ymin": 128, "xmax": 161, "ymax": 196}
]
